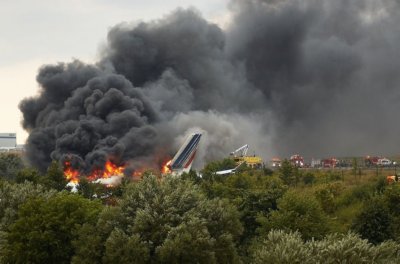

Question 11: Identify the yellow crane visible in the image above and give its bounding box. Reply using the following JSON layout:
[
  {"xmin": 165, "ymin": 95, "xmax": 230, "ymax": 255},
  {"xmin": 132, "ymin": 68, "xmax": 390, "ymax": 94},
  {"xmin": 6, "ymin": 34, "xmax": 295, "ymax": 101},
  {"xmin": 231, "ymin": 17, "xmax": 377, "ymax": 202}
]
[{"xmin": 230, "ymin": 144, "xmax": 263, "ymax": 169}]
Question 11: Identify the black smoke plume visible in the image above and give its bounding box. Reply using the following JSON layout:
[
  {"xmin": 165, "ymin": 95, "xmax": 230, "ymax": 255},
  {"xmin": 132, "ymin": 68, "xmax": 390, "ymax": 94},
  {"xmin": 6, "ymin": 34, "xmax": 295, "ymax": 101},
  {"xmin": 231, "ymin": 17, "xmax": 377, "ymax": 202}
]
[
  {"xmin": 226, "ymin": 0, "xmax": 400, "ymax": 158},
  {"xmin": 20, "ymin": 0, "xmax": 400, "ymax": 174}
]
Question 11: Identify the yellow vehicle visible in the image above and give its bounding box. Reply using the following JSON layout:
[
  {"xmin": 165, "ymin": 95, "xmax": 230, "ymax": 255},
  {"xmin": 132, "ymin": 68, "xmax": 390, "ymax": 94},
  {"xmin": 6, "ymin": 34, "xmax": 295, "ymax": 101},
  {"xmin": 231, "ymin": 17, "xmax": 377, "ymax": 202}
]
[
  {"xmin": 233, "ymin": 156, "xmax": 263, "ymax": 169},
  {"xmin": 230, "ymin": 144, "xmax": 263, "ymax": 169}
]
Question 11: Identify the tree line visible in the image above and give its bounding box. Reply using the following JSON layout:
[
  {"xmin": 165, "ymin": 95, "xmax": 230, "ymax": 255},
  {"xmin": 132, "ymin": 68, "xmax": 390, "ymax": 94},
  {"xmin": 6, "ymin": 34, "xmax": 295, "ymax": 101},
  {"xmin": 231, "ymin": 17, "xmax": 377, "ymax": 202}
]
[{"xmin": 0, "ymin": 153, "xmax": 400, "ymax": 263}]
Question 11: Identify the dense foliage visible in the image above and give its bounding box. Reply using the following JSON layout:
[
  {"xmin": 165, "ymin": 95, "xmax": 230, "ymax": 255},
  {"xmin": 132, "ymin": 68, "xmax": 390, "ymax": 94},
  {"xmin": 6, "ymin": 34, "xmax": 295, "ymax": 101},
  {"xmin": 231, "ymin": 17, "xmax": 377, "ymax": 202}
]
[
  {"xmin": 251, "ymin": 230, "xmax": 400, "ymax": 263},
  {"xmin": 72, "ymin": 174, "xmax": 243, "ymax": 263},
  {"xmin": 2, "ymin": 193, "xmax": 102, "ymax": 263},
  {"xmin": 1, "ymin": 153, "xmax": 400, "ymax": 263},
  {"xmin": 257, "ymin": 190, "xmax": 330, "ymax": 240}
]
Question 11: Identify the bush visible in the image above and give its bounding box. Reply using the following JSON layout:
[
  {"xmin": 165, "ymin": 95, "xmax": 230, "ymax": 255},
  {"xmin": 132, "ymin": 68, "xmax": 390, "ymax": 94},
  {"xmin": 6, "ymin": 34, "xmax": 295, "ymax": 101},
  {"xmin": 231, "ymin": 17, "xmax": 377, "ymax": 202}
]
[
  {"xmin": 314, "ymin": 183, "xmax": 343, "ymax": 214},
  {"xmin": 352, "ymin": 197, "xmax": 394, "ymax": 244},
  {"xmin": 302, "ymin": 172, "xmax": 315, "ymax": 185},
  {"xmin": 309, "ymin": 233, "xmax": 400, "ymax": 263},
  {"xmin": 251, "ymin": 230, "xmax": 400, "ymax": 263},
  {"xmin": 336, "ymin": 183, "xmax": 374, "ymax": 208},
  {"xmin": 258, "ymin": 190, "xmax": 329, "ymax": 240},
  {"xmin": 251, "ymin": 230, "xmax": 312, "ymax": 264},
  {"xmin": 278, "ymin": 160, "xmax": 300, "ymax": 186}
]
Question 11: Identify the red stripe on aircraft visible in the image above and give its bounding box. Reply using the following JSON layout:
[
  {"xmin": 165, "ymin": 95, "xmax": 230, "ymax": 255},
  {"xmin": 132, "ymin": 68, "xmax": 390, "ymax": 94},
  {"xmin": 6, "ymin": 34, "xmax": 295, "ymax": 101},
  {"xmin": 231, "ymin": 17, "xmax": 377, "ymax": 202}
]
[{"xmin": 184, "ymin": 150, "xmax": 197, "ymax": 168}]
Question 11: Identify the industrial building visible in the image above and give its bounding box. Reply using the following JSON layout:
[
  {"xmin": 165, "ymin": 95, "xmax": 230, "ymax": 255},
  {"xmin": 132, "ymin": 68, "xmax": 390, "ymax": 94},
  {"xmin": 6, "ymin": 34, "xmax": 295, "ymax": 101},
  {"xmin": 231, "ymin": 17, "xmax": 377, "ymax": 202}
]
[
  {"xmin": 0, "ymin": 133, "xmax": 24, "ymax": 154},
  {"xmin": 0, "ymin": 133, "xmax": 16, "ymax": 148}
]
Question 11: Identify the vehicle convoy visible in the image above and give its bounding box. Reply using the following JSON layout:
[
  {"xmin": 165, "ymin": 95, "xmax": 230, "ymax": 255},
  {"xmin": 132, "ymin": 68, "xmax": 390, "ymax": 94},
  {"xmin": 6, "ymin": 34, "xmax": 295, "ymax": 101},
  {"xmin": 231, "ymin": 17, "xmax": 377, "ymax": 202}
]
[{"xmin": 365, "ymin": 156, "xmax": 393, "ymax": 167}]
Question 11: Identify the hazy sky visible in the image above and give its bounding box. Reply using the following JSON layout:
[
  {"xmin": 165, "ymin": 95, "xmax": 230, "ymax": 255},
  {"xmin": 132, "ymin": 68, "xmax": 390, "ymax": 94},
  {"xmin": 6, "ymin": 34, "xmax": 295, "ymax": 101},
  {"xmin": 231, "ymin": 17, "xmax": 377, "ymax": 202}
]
[{"xmin": 0, "ymin": 0, "xmax": 229, "ymax": 144}]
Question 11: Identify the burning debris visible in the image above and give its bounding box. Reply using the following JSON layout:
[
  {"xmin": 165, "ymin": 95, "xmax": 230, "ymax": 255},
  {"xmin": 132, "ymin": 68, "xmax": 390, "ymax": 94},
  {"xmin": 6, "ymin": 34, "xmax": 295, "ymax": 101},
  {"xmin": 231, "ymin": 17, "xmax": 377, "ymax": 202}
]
[
  {"xmin": 61, "ymin": 157, "xmax": 174, "ymax": 186},
  {"xmin": 63, "ymin": 161, "xmax": 79, "ymax": 184},
  {"xmin": 162, "ymin": 160, "xmax": 172, "ymax": 175},
  {"xmin": 59, "ymin": 132, "xmax": 200, "ymax": 187},
  {"xmin": 87, "ymin": 160, "xmax": 125, "ymax": 181},
  {"xmin": 62, "ymin": 158, "xmax": 126, "ymax": 185}
]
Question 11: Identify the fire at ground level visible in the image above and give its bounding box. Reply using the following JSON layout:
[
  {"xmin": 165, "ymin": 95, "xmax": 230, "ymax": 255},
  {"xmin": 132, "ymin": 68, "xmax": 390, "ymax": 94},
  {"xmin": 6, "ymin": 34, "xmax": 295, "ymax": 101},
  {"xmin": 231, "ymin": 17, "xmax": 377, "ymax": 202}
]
[
  {"xmin": 62, "ymin": 133, "xmax": 400, "ymax": 190},
  {"xmin": 62, "ymin": 133, "xmax": 202, "ymax": 188}
]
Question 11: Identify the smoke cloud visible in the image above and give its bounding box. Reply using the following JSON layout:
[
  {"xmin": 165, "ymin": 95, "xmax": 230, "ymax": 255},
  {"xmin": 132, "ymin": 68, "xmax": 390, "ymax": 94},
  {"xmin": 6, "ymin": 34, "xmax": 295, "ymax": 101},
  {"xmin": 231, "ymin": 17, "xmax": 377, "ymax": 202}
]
[
  {"xmin": 20, "ymin": 0, "xmax": 400, "ymax": 173},
  {"xmin": 226, "ymin": 0, "xmax": 400, "ymax": 158}
]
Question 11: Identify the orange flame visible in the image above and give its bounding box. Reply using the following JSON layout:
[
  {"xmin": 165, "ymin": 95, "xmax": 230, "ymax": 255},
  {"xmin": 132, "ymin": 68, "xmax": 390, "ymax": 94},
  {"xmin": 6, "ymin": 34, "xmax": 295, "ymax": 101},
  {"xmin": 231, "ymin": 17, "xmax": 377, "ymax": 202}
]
[
  {"xmin": 89, "ymin": 160, "xmax": 125, "ymax": 180},
  {"xmin": 162, "ymin": 160, "xmax": 172, "ymax": 174},
  {"xmin": 103, "ymin": 160, "xmax": 124, "ymax": 178},
  {"xmin": 63, "ymin": 161, "xmax": 79, "ymax": 184},
  {"xmin": 64, "ymin": 157, "xmax": 174, "ymax": 187},
  {"xmin": 133, "ymin": 170, "xmax": 143, "ymax": 178}
]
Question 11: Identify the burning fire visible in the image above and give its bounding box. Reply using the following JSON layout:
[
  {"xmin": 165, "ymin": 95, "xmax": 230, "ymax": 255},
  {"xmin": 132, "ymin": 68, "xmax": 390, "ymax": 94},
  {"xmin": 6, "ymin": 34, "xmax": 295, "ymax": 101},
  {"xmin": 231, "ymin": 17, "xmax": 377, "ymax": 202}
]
[
  {"xmin": 162, "ymin": 160, "xmax": 172, "ymax": 174},
  {"xmin": 63, "ymin": 161, "xmax": 79, "ymax": 184},
  {"xmin": 63, "ymin": 158, "xmax": 172, "ymax": 187},
  {"xmin": 63, "ymin": 159, "xmax": 125, "ymax": 184},
  {"xmin": 87, "ymin": 160, "xmax": 125, "ymax": 181}
]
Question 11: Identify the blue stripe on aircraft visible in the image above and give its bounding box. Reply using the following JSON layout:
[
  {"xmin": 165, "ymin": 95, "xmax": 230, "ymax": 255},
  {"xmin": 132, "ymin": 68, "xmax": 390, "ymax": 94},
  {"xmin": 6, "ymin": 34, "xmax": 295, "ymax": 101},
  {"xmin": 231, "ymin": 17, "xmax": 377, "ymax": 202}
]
[
  {"xmin": 175, "ymin": 135, "xmax": 200, "ymax": 168},
  {"xmin": 171, "ymin": 134, "xmax": 201, "ymax": 169},
  {"xmin": 171, "ymin": 134, "xmax": 200, "ymax": 168},
  {"xmin": 179, "ymin": 134, "xmax": 201, "ymax": 167}
]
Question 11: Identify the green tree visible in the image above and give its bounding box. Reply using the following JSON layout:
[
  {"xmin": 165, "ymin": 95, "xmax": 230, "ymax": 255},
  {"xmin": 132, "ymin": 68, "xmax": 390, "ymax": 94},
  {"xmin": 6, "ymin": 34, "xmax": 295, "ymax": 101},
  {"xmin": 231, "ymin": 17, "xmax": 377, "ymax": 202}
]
[
  {"xmin": 351, "ymin": 185, "xmax": 400, "ymax": 243},
  {"xmin": 314, "ymin": 183, "xmax": 343, "ymax": 214},
  {"xmin": 352, "ymin": 197, "xmax": 393, "ymax": 244},
  {"xmin": 302, "ymin": 172, "xmax": 315, "ymax": 185},
  {"xmin": 383, "ymin": 185, "xmax": 400, "ymax": 216},
  {"xmin": 123, "ymin": 174, "xmax": 242, "ymax": 263},
  {"xmin": 0, "ymin": 153, "xmax": 24, "ymax": 180},
  {"xmin": 251, "ymin": 230, "xmax": 400, "ymax": 264},
  {"xmin": 309, "ymin": 233, "xmax": 400, "ymax": 263},
  {"xmin": 15, "ymin": 167, "xmax": 41, "ymax": 184},
  {"xmin": 155, "ymin": 218, "xmax": 215, "ymax": 263},
  {"xmin": 259, "ymin": 190, "xmax": 329, "ymax": 240},
  {"xmin": 72, "ymin": 206, "xmax": 123, "ymax": 264},
  {"xmin": 103, "ymin": 229, "xmax": 149, "ymax": 264},
  {"xmin": 1, "ymin": 192, "xmax": 102, "ymax": 263},
  {"xmin": 201, "ymin": 172, "xmax": 286, "ymax": 247},
  {"xmin": 72, "ymin": 174, "xmax": 243, "ymax": 263},
  {"xmin": 251, "ymin": 230, "xmax": 312, "ymax": 264},
  {"xmin": 39, "ymin": 160, "xmax": 67, "ymax": 191},
  {"xmin": 0, "ymin": 181, "xmax": 56, "ymax": 230},
  {"xmin": 278, "ymin": 159, "xmax": 300, "ymax": 186},
  {"xmin": 0, "ymin": 181, "xmax": 57, "ymax": 263},
  {"xmin": 181, "ymin": 169, "xmax": 201, "ymax": 183}
]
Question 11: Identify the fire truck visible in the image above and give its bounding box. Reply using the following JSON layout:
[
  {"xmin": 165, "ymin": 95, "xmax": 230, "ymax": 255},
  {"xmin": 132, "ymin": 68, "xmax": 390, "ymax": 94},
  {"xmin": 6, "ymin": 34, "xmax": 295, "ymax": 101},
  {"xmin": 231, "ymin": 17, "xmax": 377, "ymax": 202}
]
[
  {"xmin": 322, "ymin": 158, "xmax": 338, "ymax": 168},
  {"xmin": 290, "ymin": 154, "xmax": 304, "ymax": 167}
]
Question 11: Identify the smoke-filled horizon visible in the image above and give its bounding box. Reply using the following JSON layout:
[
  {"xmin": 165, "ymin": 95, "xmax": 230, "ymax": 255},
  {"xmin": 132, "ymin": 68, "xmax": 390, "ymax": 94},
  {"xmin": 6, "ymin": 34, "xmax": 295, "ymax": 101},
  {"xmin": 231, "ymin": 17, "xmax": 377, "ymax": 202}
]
[{"xmin": 20, "ymin": 0, "xmax": 400, "ymax": 173}]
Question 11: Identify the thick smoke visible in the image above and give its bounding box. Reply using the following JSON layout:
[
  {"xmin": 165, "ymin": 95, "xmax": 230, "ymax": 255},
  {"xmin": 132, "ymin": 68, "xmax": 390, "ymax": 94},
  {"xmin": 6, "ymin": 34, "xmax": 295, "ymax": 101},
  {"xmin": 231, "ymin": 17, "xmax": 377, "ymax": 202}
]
[
  {"xmin": 20, "ymin": 0, "xmax": 400, "ymax": 173},
  {"xmin": 227, "ymin": 0, "xmax": 400, "ymax": 158},
  {"xmin": 20, "ymin": 61, "xmax": 159, "ymax": 173}
]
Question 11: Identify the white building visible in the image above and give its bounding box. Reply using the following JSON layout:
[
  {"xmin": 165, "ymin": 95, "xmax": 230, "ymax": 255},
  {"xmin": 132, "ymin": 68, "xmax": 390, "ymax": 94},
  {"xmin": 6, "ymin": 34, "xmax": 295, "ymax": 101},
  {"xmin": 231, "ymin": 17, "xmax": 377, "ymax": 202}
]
[
  {"xmin": 311, "ymin": 158, "xmax": 321, "ymax": 168},
  {"xmin": 0, "ymin": 133, "xmax": 17, "ymax": 148}
]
